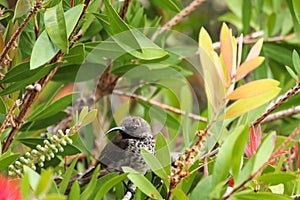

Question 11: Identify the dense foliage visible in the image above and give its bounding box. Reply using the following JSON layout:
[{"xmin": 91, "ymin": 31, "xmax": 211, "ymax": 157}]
[{"xmin": 0, "ymin": 0, "xmax": 300, "ymax": 199}]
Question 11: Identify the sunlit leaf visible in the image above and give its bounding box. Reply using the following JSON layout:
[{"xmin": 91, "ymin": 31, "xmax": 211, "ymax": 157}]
[
  {"xmin": 236, "ymin": 57, "xmax": 265, "ymax": 81},
  {"xmin": 224, "ymin": 87, "xmax": 281, "ymax": 119},
  {"xmin": 246, "ymin": 38, "xmax": 263, "ymax": 61},
  {"xmin": 292, "ymin": 50, "xmax": 300, "ymax": 76},
  {"xmin": 44, "ymin": 2, "xmax": 68, "ymax": 52},
  {"xmin": 35, "ymin": 169, "xmax": 53, "ymax": 196},
  {"xmin": 220, "ymin": 23, "xmax": 234, "ymax": 81},
  {"xmin": 232, "ymin": 191, "xmax": 292, "ymax": 200},
  {"xmin": 285, "ymin": 65, "xmax": 298, "ymax": 81},
  {"xmin": 141, "ymin": 148, "xmax": 169, "ymax": 187},
  {"xmin": 226, "ymin": 79, "xmax": 280, "ymax": 100},
  {"xmin": 13, "ymin": 0, "xmax": 31, "ymax": 19},
  {"xmin": 122, "ymin": 167, "xmax": 163, "ymax": 200},
  {"xmin": 199, "ymin": 27, "xmax": 213, "ymax": 57}
]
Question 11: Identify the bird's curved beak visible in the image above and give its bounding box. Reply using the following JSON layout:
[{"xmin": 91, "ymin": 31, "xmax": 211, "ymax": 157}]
[{"xmin": 105, "ymin": 126, "xmax": 125, "ymax": 136}]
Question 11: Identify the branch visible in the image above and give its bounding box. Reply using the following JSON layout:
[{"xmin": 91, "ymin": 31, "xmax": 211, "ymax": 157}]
[
  {"xmin": 253, "ymin": 82, "xmax": 300, "ymax": 126},
  {"xmin": 0, "ymin": 99, "xmax": 22, "ymax": 136},
  {"xmin": 151, "ymin": 0, "xmax": 206, "ymax": 41},
  {"xmin": 1, "ymin": 0, "xmax": 91, "ymax": 153},
  {"xmin": 0, "ymin": 1, "xmax": 42, "ymax": 65},
  {"xmin": 261, "ymin": 105, "xmax": 300, "ymax": 123},
  {"xmin": 122, "ymin": 184, "xmax": 136, "ymax": 200},
  {"xmin": 112, "ymin": 90, "xmax": 207, "ymax": 122},
  {"xmin": 119, "ymin": 0, "xmax": 130, "ymax": 20}
]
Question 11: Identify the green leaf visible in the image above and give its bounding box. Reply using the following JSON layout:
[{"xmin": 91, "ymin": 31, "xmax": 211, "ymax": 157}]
[
  {"xmin": 103, "ymin": 0, "xmax": 167, "ymax": 60},
  {"xmin": 155, "ymin": 133, "xmax": 171, "ymax": 177},
  {"xmin": 80, "ymin": 109, "xmax": 97, "ymax": 127},
  {"xmin": 232, "ymin": 191, "xmax": 292, "ymax": 200},
  {"xmin": 27, "ymin": 94, "xmax": 72, "ymax": 121},
  {"xmin": 94, "ymin": 173, "xmax": 128, "ymax": 199},
  {"xmin": 79, "ymin": 107, "xmax": 89, "ymax": 122},
  {"xmin": 69, "ymin": 181, "xmax": 80, "ymax": 200},
  {"xmin": 21, "ymin": 172, "xmax": 31, "ymax": 198},
  {"xmin": 62, "ymin": 44, "xmax": 85, "ymax": 64},
  {"xmin": 30, "ymin": 30, "xmax": 59, "ymax": 70},
  {"xmin": 211, "ymin": 125, "xmax": 248, "ymax": 195},
  {"xmin": 59, "ymin": 156, "xmax": 79, "ymax": 194},
  {"xmin": 0, "ymin": 97, "xmax": 7, "ymax": 114},
  {"xmin": 263, "ymin": 43, "xmax": 293, "ymax": 67},
  {"xmin": 122, "ymin": 167, "xmax": 163, "ymax": 200},
  {"xmin": 293, "ymin": 0, "xmax": 300, "ymax": 23},
  {"xmin": 44, "ymin": 2, "xmax": 68, "ymax": 52},
  {"xmin": 0, "ymin": 151, "xmax": 19, "ymax": 171},
  {"xmin": 80, "ymin": 165, "xmax": 100, "ymax": 200},
  {"xmin": 41, "ymin": 194, "xmax": 66, "ymax": 200},
  {"xmin": 149, "ymin": 0, "xmax": 181, "ymax": 13},
  {"xmin": 236, "ymin": 132, "xmax": 276, "ymax": 186},
  {"xmin": 23, "ymin": 166, "xmax": 40, "ymax": 190},
  {"xmin": 30, "ymin": 4, "xmax": 84, "ymax": 69},
  {"xmin": 190, "ymin": 176, "xmax": 212, "ymax": 200},
  {"xmin": 242, "ymin": 0, "xmax": 251, "ymax": 34},
  {"xmin": 13, "ymin": 0, "xmax": 31, "ymax": 19},
  {"xmin": 285, "ymin": 65, "xmax": 298, "ymax": 81},
  {"xmin": 292, "ymin": 50, "xmax": 300, "ymax": 76},
  {"xmin": 141, "ymin": 148, "xmax": 169, "ymax": 186},
  {"xmin": 35, "ymin": 169, "xmax": 53, "ymax": 196},
  {"xmin": 287, "ymin": 0, "xmax": 300, "ymax": 41},
  {"xmin": 171, "ymin": 188, "xmax": 189, "ymax": 200},
  {"xmin": 0, "ymin": 63, "xmax": 58, "ymax": 95},
  {"xmin": 256, "ymin": 172, "xmax": 297, "ymax": 185}
]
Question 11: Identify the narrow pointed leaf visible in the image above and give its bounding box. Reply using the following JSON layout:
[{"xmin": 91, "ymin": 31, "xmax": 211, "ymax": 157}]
[
  {"xmin": 14, "ymin": 0, "xmax": 31, "ymax": 19},
  {"xmin": 246, "ymin": 38, "xmax": 263, "ymax": 61},
  {"xmin": 199, "ymin": 27, "xmax": 213, "ymax": 57},
  {"xmin": 44, "ymin": 2, "xmax": 68, "ymax": 52},
  {"xmin": 285, "ymin": 65, "xmax": 298, "ymax": 81},
  {"xmin": 292, "ymin": 50, "xmax": 300, "ymax": 76},
  {"xmin": 236, "ymin": 57, "xmax": 265, "ymax": 81},
  {"xmin": 224, "ymin": 87, "xmax": 281, "ymax": 119},
  {"xmin": 122, "ymin": 167, "xmax": 163, "ymax": 200},
  {"xmin": 220, "ymin": 23, "xmax": 234, "ymax": 80},
  {"xmin": 226, "ymin": 79, "xmax": 280, "ymax": 100},
  {"xmin": 141, "ymin": 148, "xmax": 169, "ymax": 186},
  {"xmin": 58, "ymin": 157, "xmax": 79, "ymax": 194}
]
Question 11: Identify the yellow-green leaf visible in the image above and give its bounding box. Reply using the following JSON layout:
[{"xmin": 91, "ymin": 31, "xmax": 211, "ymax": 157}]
[
  {"xmin": 220, "ymin": 23, "xmax": 234, "ymax": 80},
  {"xmin": 236, "ymin": 57, "xmax": 265, "ymax": 81},
  {"xmin": 246, "ymin": 38, "xmax": 263, "ymax": 61},
  {"xmin": 226, "ymin": 79, "xmax": 280, "ymax": 100},
  {"xmin": 199, "ymin": 27, "xmax": 213, "ymax": 57},
  {"xmin": 224, "ymin": 87, "xmax": 281, "ymax": 119}
]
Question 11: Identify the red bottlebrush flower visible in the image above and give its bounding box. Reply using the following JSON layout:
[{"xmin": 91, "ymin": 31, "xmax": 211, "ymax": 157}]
[
  {"xmin": 0, "ymin": 174, "xmax": 22, "ymax": 200},
  {"xmin": 244, "ymin": 124, "xmax": 261, "ymax": 158}
]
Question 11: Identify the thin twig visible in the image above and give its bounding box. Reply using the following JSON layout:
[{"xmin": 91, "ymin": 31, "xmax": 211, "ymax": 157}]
[
  {"xmin": 0, "ymin": 1, "xmax": 42, "ymax": 65},
  {"xmin": 112, "ymin": 90, "xmax": 207, "ymax": 122},
  {"xmin": 253, "ymin": 82, "xmax": 300, "ymax": 126},
  {"xmin": 262, "ymin": 105, "xmax": 300, "ymax": 123},
  {"xmin": 1, "ymin": 0, "xmax": 91, "ymax": 153},
  {"xmin": 119, "ymin": 0, "xmax": 130, "ymax": 20},
  {"xmin": 151, "ymin": 0, "xmax": 206, "ymax": 41},
  {"xmin": 122, "ymin": 184, "xmax": 136, "ymax": 200},
  {"xmin": 0, "ymin": 100, "xmax": 22, "ymax": 136}
]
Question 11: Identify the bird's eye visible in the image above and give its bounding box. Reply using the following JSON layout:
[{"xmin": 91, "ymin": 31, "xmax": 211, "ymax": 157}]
[{"xmin": 132, "ymin": 125, "xmax": 138, "ymax": 130}]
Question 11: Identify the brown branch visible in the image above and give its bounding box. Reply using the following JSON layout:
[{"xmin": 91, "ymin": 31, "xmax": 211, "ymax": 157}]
[
  {"xmin": 223, "ymin": 123, "xmax": 300, "ymax": 199},
  {"xmin": 1, "ymin": 0, "xmax": 91, "ymax": 153},
  {"xmin": 0, "ymin": 1, "xmax": 42, "ymax": 65},
  {"xmin": 0, "ymin": 99, "xmax": 22, "ymax": 136},
  {"xmin": 112, "ymin": 90, "xmax": 207, "ymax": 122},
  {"xmin": 253, "ymin": 82, "xmax": 300, "ymax": 126},
  {"xmin": 119, "ymin": 0, "xmax": 130, "ymax": 20},
  {"xmin": 262, "ymin": 105, "xmax": 300, "ymax": 123},
  {"xmin": 151, "ymin": 0, "xmax": 206, "ymax": 41}
]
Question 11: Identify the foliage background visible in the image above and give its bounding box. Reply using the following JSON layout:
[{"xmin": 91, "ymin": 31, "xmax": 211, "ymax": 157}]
[{"xmin": 0, "ymin": 0, "xmax": 300, "ymax": 199}]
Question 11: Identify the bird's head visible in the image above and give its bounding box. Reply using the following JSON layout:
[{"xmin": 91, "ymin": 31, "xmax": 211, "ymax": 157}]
[{"xmin": 106, "ymin": 116, "xmax": 152, "ymax": 139}]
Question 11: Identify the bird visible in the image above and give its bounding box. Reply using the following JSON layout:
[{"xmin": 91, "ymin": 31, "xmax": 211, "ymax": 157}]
[
  {"xmin": 98, "ymin": 116, "xmax": 156, "ymax": 174},
  {"xmin": 64, "ymin": 116, "xmax": 155, "ymax": 193}
]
